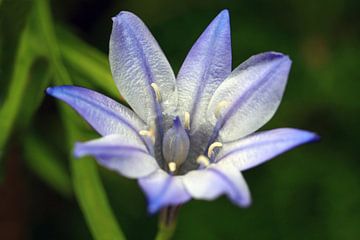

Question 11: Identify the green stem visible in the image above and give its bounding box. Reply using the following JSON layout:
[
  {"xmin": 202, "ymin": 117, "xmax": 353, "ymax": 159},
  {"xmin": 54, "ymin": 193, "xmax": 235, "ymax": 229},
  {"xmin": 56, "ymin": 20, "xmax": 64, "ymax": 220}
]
[
  {"xmin": 34, "ymin": 1, "xmax": 126, "ymax": 239},
  {"xmin": 0, "ymin": 20, "xmax": 34, "ymax": 180},
  {"xmin": 155, "ymin": 206, "xmax": 180, "ymax": 240}
]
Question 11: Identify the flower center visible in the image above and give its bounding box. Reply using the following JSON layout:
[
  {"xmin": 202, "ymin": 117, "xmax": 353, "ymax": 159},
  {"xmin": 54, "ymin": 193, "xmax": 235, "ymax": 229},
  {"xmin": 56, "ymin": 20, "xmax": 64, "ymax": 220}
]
[{"xmin": 162, "ymin": 116, "xmax": 190, "ymax": 173}]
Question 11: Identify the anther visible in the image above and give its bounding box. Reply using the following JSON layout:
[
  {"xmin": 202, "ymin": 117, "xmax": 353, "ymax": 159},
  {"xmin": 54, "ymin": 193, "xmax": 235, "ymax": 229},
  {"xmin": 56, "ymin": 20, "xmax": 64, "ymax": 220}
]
[
  {"xmin": 168, "ymin": 162, "xmax": 177, "ymax": 173},
  {"xmin": 207, "ymin": 142, "xmax": 223, "ymax": 158},
  {"xmin": 215, "ymin": 101, "xmax": 229, "ymax": 119},
  {"xmin": 139, "ymin": 127, "xmax": 155, "ymax": 142},
  {"xmin": 196, "ymin": 155, "xmax": 210, "ymax": 167},
  {"xmin": 150, "ymin": 83, "xmax": 162, "ymax": 102},
  {"xmin": 139, "ymin": 130, "xmax": 152, "ymax": 137},
  {"xmin": 184, "ymin": 112, "xmax": 190, "ymax": 130}
]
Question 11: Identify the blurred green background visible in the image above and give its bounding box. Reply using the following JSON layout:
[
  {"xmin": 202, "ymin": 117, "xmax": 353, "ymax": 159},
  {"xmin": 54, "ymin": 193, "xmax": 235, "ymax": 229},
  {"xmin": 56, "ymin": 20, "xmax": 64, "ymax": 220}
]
[{"xmin": 0, "ymin": 0, "xmax": 359, "ymax": 239}]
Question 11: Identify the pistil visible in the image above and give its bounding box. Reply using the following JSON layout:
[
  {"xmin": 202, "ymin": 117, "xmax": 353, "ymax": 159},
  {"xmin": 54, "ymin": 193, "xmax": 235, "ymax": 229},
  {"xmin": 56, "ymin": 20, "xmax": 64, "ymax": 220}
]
[{"xmin": 162, "ymin": 116, "xmax": 190, "ymax": 173}]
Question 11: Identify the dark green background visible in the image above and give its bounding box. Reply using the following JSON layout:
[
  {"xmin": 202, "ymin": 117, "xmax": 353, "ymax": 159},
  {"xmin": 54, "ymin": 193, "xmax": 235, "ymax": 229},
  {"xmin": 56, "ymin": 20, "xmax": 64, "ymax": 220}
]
[{"xmin": 1, "ymin": 0, "xmax": 359, "ymax": 239}]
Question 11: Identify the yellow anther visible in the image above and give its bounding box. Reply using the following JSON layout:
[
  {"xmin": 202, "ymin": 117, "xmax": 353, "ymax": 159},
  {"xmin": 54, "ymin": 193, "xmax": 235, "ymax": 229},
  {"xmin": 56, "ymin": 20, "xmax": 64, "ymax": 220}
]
[
  {"xmin": 196, "ymin": 155, "xmax": 210, "ymax": 167},
  {"xmin": 168, "ymin": 162, "xmax": 177, "ymax": 173},
  {"xmin": 184, "ymin": 112, "xmax": 190, "ymax": 130},
  {"xmin": 207, "ymin": 142, "xmax": 223, "ymax": 158},
  {"xmin": 215, "ymin": 100, "xmax": 229, "ymax": 119},
  {"xmin": 139, "ymin": 130, "xmax": 152, "ymax": 137},
  {"xmin": 150, "ymin": 83, "xmax": 162, "ymax": 102},
  {"xmin": 139, "ymin": 127, "xmax": 156, "ymax": 142}
]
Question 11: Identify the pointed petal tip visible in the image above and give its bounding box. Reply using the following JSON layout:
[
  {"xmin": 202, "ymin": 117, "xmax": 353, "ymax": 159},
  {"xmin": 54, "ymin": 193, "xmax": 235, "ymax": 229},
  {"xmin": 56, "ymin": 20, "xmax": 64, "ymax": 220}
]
[
  {"xmin": 313, "ymin": 133, "xmax": 321, "ymax": 141},
  {"xmin": 173, "ymin": 116, "xmax": 182, "ymax": 128},
  {"xmin": 238, "ymin": 198, "xmax": 252, "ymax": 208},
  {"xmin": 46, "ymin": 86, "xmax": 55, "ymax": 95},
  {"xmin": 257, "ymin": 51, "xmax": 292, "ymax": 71},
  {"xmin": 46, "ymin": 86, "xmax": 67, "ymax": 97},
  {"xmin": 214, "ymin": 9, "xmax": 230, "ymax": 26},
  {"xmin": 269, "ymin": 128, "xmax": 320, "ymax": 146},
  {"xmin": 219, "ymin": 9, "xmax": 229, "ymax": 18},
  {"xmin": 240, "ymin": 51, "xmax": 292, "ymax": 73},
  {"xmin": 305, "ymin": 131, "xmax": 321, "ymax": 143},
  {"xmin": 73, "ymin": 143, "xmax": 85, "ymax": 158},
  {"xmin": 287, "ymin": 128, "xmax": 320, "ymax": 142},
  {"xmin": 45, "ymin": 85, "xmax": 74, "ymax": 97},
  {"xmin": 112, "ymin": 11, "xmax": 136, "ymax": 23},
  {"xmin": 144, "ymin": 187, "xmax": 169, "ymax": 214},
  {"xmin": 262, "ymin": 51, "xmax": 291, "ymax": 61},
  {"xmin": 148, "ymin": 204, "xmax": 160, "ymax": 214}
]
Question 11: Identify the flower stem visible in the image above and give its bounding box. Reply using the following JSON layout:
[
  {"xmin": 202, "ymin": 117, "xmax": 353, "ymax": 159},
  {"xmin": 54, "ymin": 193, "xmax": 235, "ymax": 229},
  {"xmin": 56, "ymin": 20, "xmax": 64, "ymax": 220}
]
[{"xmin": 155, "ymin": 206, "xmax": 180, "ymax": 240}]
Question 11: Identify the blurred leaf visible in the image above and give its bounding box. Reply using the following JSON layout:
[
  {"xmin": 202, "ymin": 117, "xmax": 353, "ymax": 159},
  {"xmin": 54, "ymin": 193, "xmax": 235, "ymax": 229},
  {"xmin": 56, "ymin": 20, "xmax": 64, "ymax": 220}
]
[
  {"xmin": 0, "ymin": 0, "xmax": 32, "ymax": 178},
  {"xmin": 56, "ymin": 26, "xmax": 120, "ymax": 99},
  {"xmin": 17, "ymin": 57, "xmax": 52, "ymax": 129},
  {"xmin": 23, "ymin": 133, "xmax": 72, "ymax": 198},
  {"xmin": 0, "ymin": 24, "xmax": 37, "ymax": 179},
  {"xmin": 0, "ymin": 0, "xmax": 33, "ymax": 100},
  {"xmin": 34, "ymin": 1, "xmax": 126, "ymax": 239}
]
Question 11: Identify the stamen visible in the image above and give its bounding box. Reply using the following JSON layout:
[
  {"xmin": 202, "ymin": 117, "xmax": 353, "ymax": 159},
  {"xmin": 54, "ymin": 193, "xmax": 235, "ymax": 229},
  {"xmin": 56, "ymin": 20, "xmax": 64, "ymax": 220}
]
[
  {"xmin": 150, "ymin": 83, "xmax": 162, "ymax": 102},
  {"xmin": 184, "ymin": 112, "xmax": 190, "ymax": 130},
  {"xmin": 139, "ymin": 127, "xmax": 155, "ymax": 142},
  {"xmin": 215, "ymin": 100, "xmax": 229, "ymax": 119},
  {"xmin": 207, "ymin": 142, "xmax": 223, "ymax": 158},
  {"xmin": 168, "ymin": 162, "xmax": 177, "ymax": 173},
  {"xmin": 139, "ymin": 130, "xmax": 151, "ymax": 136},
  {"xmin": 196, "ymin": 155, "xmax": 210, "ymax": 167}
]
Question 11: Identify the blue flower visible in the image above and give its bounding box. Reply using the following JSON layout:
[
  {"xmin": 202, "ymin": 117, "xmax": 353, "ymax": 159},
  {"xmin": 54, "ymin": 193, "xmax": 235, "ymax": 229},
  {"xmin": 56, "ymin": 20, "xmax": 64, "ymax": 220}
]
[{"xmin": 47, "ymin": 10, "xmax": 318, "ymax": 213}]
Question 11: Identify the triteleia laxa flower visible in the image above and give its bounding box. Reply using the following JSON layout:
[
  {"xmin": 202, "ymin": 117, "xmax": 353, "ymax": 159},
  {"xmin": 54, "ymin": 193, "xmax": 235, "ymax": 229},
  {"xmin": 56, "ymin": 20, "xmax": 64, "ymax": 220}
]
[{"xmin": 47, "ymin": 10, "xmax": 319, "ymax": 213}]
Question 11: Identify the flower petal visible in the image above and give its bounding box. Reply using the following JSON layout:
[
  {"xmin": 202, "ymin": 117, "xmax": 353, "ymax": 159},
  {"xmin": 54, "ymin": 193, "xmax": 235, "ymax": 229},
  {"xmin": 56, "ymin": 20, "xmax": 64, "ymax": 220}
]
[
  {"xmin": 110, "ymin": 11, "xmax": 176, "ymax": 124},
  {"xmin": 138, "ymin": 170, "xmax": 191, "ymax": 213},
  {"xmin": 46, "ymin": 86, "xmax": 147, "ymax": 144},
  {"xmin": 183, "ymin": 161, "xmax": 251, "ymax": 207},
  {"xmin": 216, "ymin": 128, "xmax": 319, "ymax": 171},
  {"xmin": 207, "ymin": 52, "xmax": 292, "ymax": 142},
  {"xmin": 177, "ymin": 10, "xmax": 231, "ymax": 133},
  {"xmin": 74, "ymin": 135, "xmax": 159, "ymax": 178}
]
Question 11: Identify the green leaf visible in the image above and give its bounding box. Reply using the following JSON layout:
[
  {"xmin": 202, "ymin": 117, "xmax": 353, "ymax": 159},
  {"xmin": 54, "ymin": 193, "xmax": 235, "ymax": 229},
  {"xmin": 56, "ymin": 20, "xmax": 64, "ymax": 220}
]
[
  {"xmin": 23, "ymin": 133, "xmax": 72, "ymax": 198},
  {"xmin": 0, "ymin": 0, "xmax": 33, "ymax": 177},
  {"xmin": 17, "ymin": 57, "xmax": 52, "ymax": 129},
  {"xmin": 33, "ymin": 1, "xmax": 126, "ymax": 239},
  {"xmin": 0, "ymin": 23, "xmax": 37, "ymax": 179},
  {"xmin": 0, "ymin": 0, "xmax": 33, "ymax": 100}
]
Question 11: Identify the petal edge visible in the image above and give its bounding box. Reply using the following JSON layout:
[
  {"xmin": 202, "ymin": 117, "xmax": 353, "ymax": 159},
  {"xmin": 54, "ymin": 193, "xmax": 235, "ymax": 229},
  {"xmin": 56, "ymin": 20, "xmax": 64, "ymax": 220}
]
[
  {"xmin": 216, "ymin": 128, "xmax": 319, "ymax": 171},
  {"xmin": 207, "ymin": 52, "xmax": 292, "ymax": 143},
  {"xmin": 138, "ymin": 170, "xmax": 191, "ymax": 213}
]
